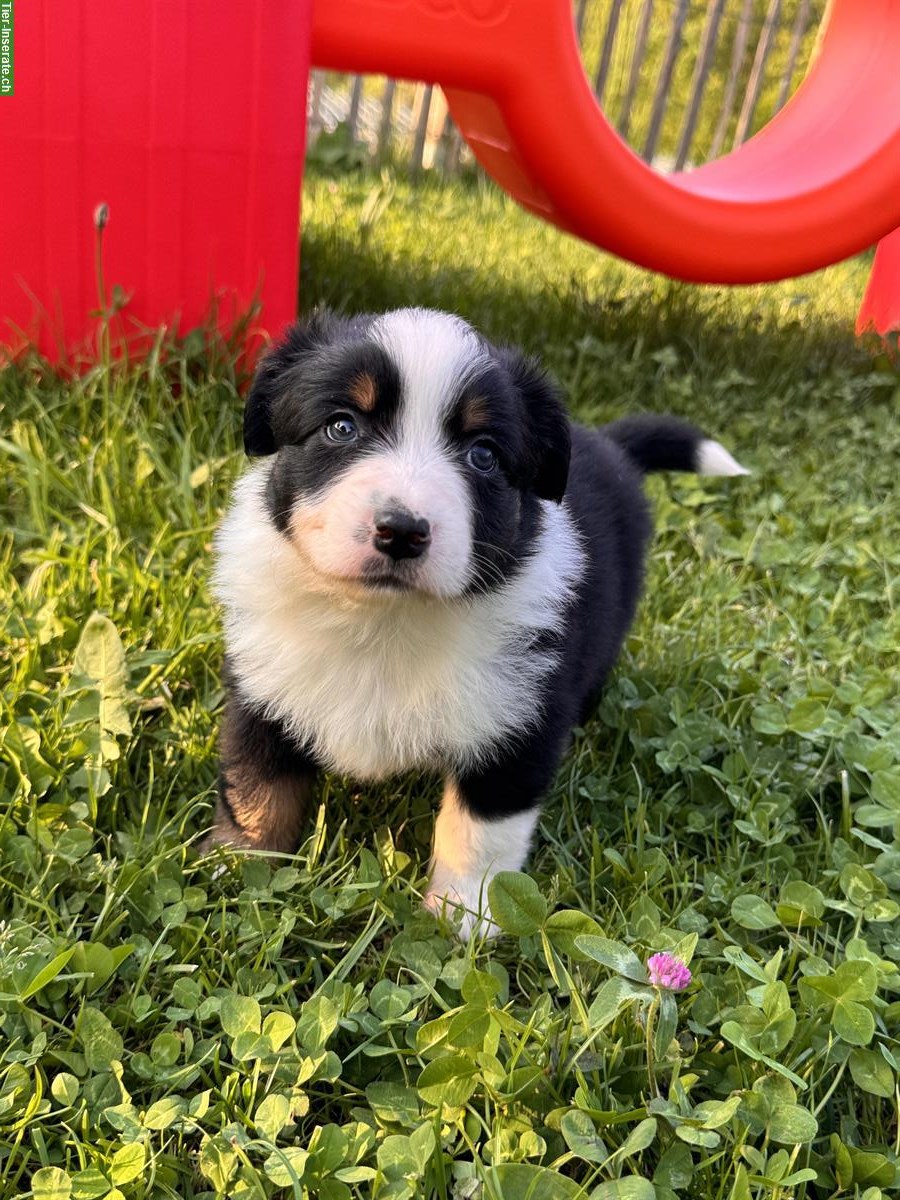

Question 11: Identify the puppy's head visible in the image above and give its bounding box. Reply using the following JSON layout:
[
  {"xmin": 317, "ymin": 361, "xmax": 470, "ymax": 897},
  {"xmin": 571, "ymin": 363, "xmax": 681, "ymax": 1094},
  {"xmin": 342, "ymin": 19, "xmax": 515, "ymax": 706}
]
[{"xmin": 243, "ymin": 308, "xmax": 570, "ymax": 600}]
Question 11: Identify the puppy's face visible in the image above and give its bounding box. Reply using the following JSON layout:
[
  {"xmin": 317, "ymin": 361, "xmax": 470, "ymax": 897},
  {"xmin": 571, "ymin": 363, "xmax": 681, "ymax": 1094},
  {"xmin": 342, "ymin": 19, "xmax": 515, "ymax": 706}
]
[{"xmin": 243, "ymin": 308, "xmax": 570, "ymax": 600}]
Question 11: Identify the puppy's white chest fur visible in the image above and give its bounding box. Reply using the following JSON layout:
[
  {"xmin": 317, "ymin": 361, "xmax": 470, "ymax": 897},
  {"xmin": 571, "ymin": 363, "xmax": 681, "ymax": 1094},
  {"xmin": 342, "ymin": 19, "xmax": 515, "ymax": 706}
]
[{"xmin": 215, "ymin": 466, "xmax": 583, "ymax": 780}]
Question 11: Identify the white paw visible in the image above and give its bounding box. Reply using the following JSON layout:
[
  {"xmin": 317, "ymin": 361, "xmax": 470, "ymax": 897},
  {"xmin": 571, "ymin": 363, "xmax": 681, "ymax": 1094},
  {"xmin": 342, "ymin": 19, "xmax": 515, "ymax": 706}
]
[
  {"xmin": 425, "ymin": 786, "xmax": 539, "ymax": 941},
  {"xmin": 423, "ymin": 874, "xmax": 500, "ymax": 942}
]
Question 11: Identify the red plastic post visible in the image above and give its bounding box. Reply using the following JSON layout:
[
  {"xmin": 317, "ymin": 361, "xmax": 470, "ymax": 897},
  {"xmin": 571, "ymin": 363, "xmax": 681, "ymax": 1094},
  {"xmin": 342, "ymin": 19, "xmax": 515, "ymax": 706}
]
[
  {"xmin": 857, "ymin": 229, "xmax": 900, "ymax": 336},
  {"xmin": 1, "ymin": 0, "xmax": 310, "ymax": 360}
]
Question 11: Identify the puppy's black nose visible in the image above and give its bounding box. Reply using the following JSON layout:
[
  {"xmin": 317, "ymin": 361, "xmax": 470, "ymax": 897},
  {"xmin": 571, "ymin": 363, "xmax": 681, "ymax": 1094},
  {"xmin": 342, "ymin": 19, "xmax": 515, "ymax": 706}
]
[{"xmin": 373, "ymin": 510, "xmax": 431, "ymax": 561}]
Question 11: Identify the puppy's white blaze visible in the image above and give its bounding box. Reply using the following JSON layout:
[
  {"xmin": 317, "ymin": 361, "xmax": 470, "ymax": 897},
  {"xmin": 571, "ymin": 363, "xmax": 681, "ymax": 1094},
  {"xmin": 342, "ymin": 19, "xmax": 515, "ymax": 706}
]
[
  {"xmin": 367, "ymin": 309, "xmax": 489, "ymax": 591},
  {"xmin": 371, "ymin": 308, "xmax": 489, "ymax": 445},
  {"xmin": 425, "ymin": 782, "xmax": 540, "ymax": 941},
  {"xmin": 214, "ymin": 464, "xmax": 584, "ymax": 781},
  {"xmin": 696, "ymin": 439, "xmax": 750, "ymax": 477}
]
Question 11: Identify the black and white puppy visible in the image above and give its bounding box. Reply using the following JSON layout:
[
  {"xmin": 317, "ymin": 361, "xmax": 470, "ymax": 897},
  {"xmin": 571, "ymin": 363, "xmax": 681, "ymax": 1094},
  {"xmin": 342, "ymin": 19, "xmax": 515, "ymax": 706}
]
[{"xmin": 207, "ymin": 307, "xmax": 747, "ymax": 938}]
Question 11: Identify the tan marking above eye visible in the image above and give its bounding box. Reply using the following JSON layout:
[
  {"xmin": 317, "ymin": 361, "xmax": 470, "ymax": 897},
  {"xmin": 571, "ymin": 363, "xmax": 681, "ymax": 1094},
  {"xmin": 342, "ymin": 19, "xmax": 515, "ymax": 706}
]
[
  {"xmin": 461, "ymin": 395, "xmax": 490, "ymax": 433},
  {"xmin": 348, "ymin": 372, "xmax": 377, "ymax": 412}
]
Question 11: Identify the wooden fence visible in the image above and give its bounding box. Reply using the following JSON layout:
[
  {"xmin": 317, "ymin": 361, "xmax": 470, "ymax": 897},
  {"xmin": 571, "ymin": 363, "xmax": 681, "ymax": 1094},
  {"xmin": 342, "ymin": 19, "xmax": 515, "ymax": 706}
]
[{"xmin": 307, "ymin": 0, "xmax": 824, "ymax": 176}]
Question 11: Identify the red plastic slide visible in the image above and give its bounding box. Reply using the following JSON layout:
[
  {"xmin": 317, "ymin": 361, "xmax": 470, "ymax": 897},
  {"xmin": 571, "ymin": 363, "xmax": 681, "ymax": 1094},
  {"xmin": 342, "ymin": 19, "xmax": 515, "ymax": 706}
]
[{"xmin": 3, "ymin": 0, "xmax": 900, "ymax": 359}]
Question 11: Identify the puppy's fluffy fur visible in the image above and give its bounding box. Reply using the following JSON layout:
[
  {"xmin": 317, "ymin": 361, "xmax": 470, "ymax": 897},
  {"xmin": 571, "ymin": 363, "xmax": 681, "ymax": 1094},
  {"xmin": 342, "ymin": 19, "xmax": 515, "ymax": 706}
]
[{"xmin": 208, "ymin": 308, "xmax": 747, "ymax": 937}]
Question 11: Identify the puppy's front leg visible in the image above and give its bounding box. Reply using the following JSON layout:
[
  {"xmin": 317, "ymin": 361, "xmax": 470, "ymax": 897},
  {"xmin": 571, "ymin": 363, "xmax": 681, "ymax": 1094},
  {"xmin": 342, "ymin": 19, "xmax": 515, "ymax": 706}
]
[
  {"xmin": 202, "ymin": 693, "xmax": 317, "ymax": 854},
  {"xmin": 425, "ymin": 775, "xmax": 544, "ymax": 941}
]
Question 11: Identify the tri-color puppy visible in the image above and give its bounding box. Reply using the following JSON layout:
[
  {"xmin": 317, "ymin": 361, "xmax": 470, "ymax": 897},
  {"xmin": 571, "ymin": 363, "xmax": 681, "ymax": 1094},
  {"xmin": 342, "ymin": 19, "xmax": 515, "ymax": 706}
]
[{"xmin": 207, "ymin": 307, "xmax": 747, "ymax": 937}]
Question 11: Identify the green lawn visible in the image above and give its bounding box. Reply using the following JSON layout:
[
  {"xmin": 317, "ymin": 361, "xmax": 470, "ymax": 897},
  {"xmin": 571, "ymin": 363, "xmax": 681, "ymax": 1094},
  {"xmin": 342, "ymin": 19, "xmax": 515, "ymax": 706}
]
[{"xmin": 2, "ymin": 171, "xmax": 899, "ymax": 1200}]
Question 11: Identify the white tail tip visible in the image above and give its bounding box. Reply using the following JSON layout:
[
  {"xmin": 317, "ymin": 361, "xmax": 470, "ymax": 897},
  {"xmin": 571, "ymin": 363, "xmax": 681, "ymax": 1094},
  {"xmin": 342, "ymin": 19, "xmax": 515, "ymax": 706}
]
[{"xmin": 697, "ymin": 439, "xmax": 751, "ymax": 477}]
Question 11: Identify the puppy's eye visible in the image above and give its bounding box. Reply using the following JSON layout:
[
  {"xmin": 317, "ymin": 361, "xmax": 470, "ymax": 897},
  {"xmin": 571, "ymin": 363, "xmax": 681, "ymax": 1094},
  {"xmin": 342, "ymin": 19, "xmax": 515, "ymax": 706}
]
[
  {"xmin": 324, "ymin": 415, "xmax": 359, "ymax": 444},
  {"xmin": 467, "ymin": 441, "xmax": 498, "ymax": 473}
]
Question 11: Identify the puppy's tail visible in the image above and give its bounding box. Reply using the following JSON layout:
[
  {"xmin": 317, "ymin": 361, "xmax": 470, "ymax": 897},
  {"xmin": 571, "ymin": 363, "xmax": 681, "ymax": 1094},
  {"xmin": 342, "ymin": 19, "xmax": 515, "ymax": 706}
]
[{"xmin": 603, "ymin": 415, "xmax": 749, "ymax": 477}]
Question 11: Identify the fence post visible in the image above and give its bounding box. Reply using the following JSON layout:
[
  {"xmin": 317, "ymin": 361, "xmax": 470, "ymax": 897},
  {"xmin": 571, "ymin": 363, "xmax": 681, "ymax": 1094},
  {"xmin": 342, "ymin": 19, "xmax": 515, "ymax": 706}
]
[
  {"xmin": 643, "ymin": 0, "xmax": 691, "ymax": 163},
  {"xmin": 444, "ymin": 123, "xmax": 463, "ymax": 175},
  {"xmin": 434, "ymin": 109, "xmax": 462, "ymax": 176},
  {"xmin": 377, "ymin": 78, "xmax": 396, "ymax": 164},
  {"xmin": 708, "ymin": 0, "xmax": 754, "ymax": 159},
  {"xmin": 593, "ymin": 0, "xmax": 624, "ymax": 106},
  {"xmin": 347, "ymin": 75, "xmax": 364, "ymax": 141},
  {"xmin": 595, "ymin": 0, "xmax": 624, "ymax": 104},
  {"xmin": 733, "ymin": 0, "xmax": 783, "ymax": 146},
  {"xmin": 773, "ymin": 0, "xmax": 811, "ymax": 114},
  {"xmin": 617, "ymin": 0, "xmax": 654, "ymax": 140},
  {"xmin": 308, "ymin": 70, "xmax": 325, "ymax": 143},
  {"xmin": 410, "ymin": 83, "xmax": 434, "ymax": 175},
  {"xmin": 675, "ymin": 0, "xmax": 727, "ymax": 169}
]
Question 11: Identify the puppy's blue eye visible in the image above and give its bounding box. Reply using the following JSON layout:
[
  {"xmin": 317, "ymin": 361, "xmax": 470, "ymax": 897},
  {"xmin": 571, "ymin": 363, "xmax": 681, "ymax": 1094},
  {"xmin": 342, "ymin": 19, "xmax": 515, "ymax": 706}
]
[
  {"xmin": 324, "ymin": 416, "xmax": 359, "ymax": 444},
  {"xmin": 467, "ymin": 441, "xmax": 498, "ymax": 473}
]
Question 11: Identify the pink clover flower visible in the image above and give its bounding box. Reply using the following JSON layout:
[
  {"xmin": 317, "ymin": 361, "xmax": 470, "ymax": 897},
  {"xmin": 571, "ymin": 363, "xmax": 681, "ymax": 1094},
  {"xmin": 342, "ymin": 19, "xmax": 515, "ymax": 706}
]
[{"xmin": 647, "ymin": 952, "xmax": 691, "ymax": 991}]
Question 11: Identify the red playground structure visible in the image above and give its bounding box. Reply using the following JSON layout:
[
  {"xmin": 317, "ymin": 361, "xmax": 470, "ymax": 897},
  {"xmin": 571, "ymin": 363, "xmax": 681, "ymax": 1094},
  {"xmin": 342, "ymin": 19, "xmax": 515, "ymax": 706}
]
[{"xmin": 3, "ymin": 0, "xmax": 900, "ymax": 360}]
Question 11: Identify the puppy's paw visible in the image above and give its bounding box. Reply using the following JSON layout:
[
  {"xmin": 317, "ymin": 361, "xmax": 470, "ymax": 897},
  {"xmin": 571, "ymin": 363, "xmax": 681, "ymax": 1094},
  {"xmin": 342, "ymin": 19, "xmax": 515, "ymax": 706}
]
[
  {"xmin": 196, "ymin": 818, "xmax": 258, "ymax": 858},
  {"xmin": 424, "ymin": 874, "xmax": 499, "ymax": 943}
]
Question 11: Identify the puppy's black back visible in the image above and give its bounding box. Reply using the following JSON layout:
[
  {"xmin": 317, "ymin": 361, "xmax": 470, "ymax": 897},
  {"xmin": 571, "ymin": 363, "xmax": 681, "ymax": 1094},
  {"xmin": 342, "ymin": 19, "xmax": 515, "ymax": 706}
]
[{"xmin": 549, "ymin": 425, "xmax": 652, "ymax": 725}]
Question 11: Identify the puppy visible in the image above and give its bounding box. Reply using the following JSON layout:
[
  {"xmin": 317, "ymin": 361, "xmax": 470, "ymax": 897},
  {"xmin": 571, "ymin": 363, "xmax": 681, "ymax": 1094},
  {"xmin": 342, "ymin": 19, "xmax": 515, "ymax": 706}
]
[{"xmin": 207, "ymin": 307, "xmax": 747, "ymax": 938}]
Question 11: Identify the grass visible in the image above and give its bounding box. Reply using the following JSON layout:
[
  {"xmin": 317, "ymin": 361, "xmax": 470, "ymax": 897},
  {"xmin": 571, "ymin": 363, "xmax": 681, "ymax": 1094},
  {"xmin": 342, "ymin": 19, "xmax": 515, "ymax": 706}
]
[{"xmin": 2, "ymin": 168, "xmax": 900, "ymax": 1200}]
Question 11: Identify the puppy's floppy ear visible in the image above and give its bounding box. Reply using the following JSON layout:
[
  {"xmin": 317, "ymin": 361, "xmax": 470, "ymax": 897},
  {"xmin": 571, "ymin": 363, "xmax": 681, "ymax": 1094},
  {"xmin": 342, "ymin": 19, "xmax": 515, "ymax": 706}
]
[
  {"xmin": 503, "ymin": 351, "xmax": 571, "ymax": 503},
  {"xmin": 242, "ymin": 311, "xmax": 336, "ymax": 457},
  {"xmin": 243, "ymin": 356, "xmax": 279, "ymax": 456}
]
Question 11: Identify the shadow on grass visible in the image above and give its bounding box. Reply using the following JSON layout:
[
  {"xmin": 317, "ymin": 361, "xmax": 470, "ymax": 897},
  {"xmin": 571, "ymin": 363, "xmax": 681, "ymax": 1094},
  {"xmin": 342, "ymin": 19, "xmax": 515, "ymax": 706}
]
[{"xmin": 300, "ymin": 220, "xmax": 878, "ymax": 398}]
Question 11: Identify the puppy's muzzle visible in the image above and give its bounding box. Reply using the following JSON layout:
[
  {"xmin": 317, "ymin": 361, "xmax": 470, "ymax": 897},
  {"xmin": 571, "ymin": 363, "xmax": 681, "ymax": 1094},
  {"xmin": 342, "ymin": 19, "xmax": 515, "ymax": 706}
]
[{"xmin": 373, "ymin": 508, "xmax": 431, "ymax": 561}]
